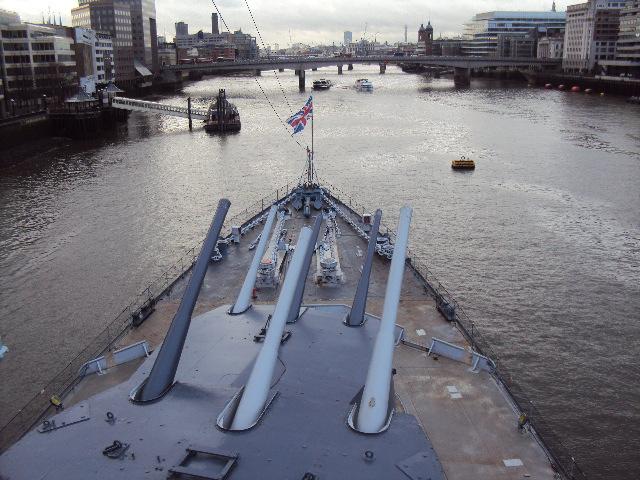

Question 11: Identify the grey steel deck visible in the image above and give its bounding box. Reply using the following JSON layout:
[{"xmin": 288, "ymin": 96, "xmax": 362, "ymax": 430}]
[{"xmin": 0, "ymin": 197, "xmax": 558, "ymax": 479}]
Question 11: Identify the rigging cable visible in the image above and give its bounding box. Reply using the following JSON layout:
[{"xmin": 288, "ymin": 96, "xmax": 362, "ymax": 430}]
[
  {"xmin": 210, "ymin": 0, "xmax": 304, "ymax": 150},
  {"xmin": 241, "ymin": 0, "xmax": 295, "ymax": 116}
]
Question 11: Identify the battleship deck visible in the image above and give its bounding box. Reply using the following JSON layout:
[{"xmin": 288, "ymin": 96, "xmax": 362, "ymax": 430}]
[{"xmin": 0, "ymin": 194, "xmax": 557, "ymax": 479}]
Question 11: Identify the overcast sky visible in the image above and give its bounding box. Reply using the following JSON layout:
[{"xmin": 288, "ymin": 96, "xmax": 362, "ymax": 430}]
[{"xmin": 0, "ymin": 0, "xmax": 571, "ymax": 45}]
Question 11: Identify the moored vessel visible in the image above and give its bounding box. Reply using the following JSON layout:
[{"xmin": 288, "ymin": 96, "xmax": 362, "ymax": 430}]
[{"xmin": 204, "ymin": 88, "xmax": 241, "ymax": 133}]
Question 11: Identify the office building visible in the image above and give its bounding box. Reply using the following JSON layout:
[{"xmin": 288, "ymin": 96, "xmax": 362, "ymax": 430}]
[
  {"xmin": 601, "ymin": 0, "xmax": 640, "ymax": 76},
  {"xmin": 174, "ymin": 29, "xmax": 258, "ymax": 59},
  {"xmin": 0, "ymin": 23, "xmax": 77, "ymax": 103},
  {"xmin": 175, "ymin": 21, "xmax": 188, "ymax": 38},
  {"xmin": 74, "ymin": 27, "xmax": 114, "ymax": 93},
  {"xmin": 78, "ymin": 0, "xmax": 157, "ymax": 72},
  {"xmin": 72, "ymin": 1, "xmax": 136, "ymax": 86},
  {"xmin": 157, "ymin": 39, "xmax": 176, "ymax": 66},
  {"xmin": 563, "ymin": 0, "xmax": 626, "ymax": 73},
  {"xmin": 344, "ymin": 31, "xmax": 352, "ymax": 46},
  {"xmin": 537, "ymin": 33, "xmax": 565, "ymax": 58},
  {"xmin": 462, "ymin": 10, "xmax": 566, "ymax": 57}
]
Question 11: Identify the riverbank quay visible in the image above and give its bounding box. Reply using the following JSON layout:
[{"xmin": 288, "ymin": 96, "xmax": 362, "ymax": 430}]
[
  {"xmin": 525, "ymin": 71, "xmax": 640, "ymax": 96},
  {"xmin": 0, "ymin": 112, "xmax": 50, "ymax": 151},
  {"xmin": 0, "ymin": 106, "xmax": 129, "ymax": 152}
]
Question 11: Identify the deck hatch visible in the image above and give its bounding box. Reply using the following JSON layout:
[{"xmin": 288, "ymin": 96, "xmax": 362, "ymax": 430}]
[{"xmin": 169, "ymin": 446, "xmax": 238, "ymax": 479}]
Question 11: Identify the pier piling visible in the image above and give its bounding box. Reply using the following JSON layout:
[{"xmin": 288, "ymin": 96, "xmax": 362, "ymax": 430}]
[
  {"xmin": 299, "ymin": 70, "xmax": 306, "ymax": 91},
  {"xmin": 187, "ymin": 97, "xmax": 193, "ymax": 131}
]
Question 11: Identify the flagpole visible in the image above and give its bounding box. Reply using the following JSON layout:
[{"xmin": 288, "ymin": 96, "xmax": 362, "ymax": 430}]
[{"xmin": 310, "ymin": 95, "xmax": 314, "ymax": 184}]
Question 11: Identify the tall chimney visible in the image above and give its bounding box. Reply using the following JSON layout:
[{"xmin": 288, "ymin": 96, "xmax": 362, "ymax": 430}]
[
  {"xmin": 131, "ymin": 199, "xmax": 231, "ymax": 403},
  {"xmin": 354, "ymin": 206, "xmax": 412, "ymax": 433},
  {"xmin": 212, "ymin": 13, "xmax": 219, "ymax": 35}
]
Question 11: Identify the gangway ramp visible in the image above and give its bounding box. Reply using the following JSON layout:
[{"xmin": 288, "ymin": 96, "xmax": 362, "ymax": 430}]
[{"xmin": 112, "ymin": 97, "xmax": 209, "ymax": 120}]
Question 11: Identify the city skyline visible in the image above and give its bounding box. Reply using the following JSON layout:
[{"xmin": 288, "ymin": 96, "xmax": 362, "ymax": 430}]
[{"xmin": 0, "ymin": 0, "xmax": 576, "ymax": 46}]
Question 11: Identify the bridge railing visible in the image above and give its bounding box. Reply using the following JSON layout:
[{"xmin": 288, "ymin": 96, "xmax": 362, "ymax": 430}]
[
  {"xmin": 164, "ymin": 55, "xmax": 561, "ymax": 70},
  {"xmin": 112, "ymin": 98, "xmax": 208, "ymax": 117}
]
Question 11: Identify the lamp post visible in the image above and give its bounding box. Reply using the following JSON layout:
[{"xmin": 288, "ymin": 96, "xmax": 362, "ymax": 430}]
[
  {"xmin": 10, "ymin": 99, "xmax": 15, "ymax": 116},
  {"xmin": 42, "ymin": 94, "xmax": 47, "ymax": 112}
]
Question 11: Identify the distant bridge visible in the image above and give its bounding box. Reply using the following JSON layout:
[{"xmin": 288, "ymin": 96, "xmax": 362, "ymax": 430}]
[
  {"xmin": 161, "ymin": 55, "xmax": 561, "ymax": 88},
  {"xmin": 112, "ymin": 97, "xmax": 208, "ymax": 120}
]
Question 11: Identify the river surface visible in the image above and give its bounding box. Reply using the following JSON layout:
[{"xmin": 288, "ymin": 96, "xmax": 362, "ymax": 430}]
[{"xmin": 0, "ymin": 66, "xmax": 639, "ymax": 478}]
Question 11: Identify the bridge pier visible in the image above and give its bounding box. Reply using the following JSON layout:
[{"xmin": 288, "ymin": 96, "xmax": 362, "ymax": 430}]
[
  {"xmin": 348, "ymin": 64, "xmax": 353, "ymax": 71},
  {"xmin": 298, "ymin": 69, "xmax": 306, "ymax": 91},
  {"xmin": 255, "ymin": 69, "xmax": 261, "ymax": 76},
  {"xmin": 379, "ymin": 64, "xmax": 386, "ymax": 74},
  {"xmin": 338, "ymin": 65, "xmax": 343, "ymax": 75},
  {"xmin": 278, "ymin": 68, "xmax": 284, "ymax": 72},
  {"xmin": 295, "ymin": 69, "xmax": 300, "ymax": 76},
  {"xmin": 312, "ymin": 67, "xmax": 317, "ymax": 71},
  {"xmin": 454, "ymin": 67, "xmax": 471, "ymax": 88}
]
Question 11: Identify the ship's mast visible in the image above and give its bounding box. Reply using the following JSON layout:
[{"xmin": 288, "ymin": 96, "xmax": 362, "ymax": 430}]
[{"xmin": 309, "ymin": 96, "xmax": 315, "ymax": 185}]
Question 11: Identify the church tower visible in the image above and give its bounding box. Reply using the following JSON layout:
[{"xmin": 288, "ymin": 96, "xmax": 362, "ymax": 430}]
[{"xmin": 425, "ymin": 21, "xmax": 433, "ymax": 55}]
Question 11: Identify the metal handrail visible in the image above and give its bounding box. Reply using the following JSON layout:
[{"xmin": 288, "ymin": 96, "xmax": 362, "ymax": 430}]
[
  {"xmin": 0, "ymin": 180, "xmax": 587, "ymax": 480},
  {"xmin": 0, "ymin": 180, "xmax": 296, "ymax": 452},
  {"xmin": 318, "ymin": 181, "xmax": 587, "ymax": 480}
]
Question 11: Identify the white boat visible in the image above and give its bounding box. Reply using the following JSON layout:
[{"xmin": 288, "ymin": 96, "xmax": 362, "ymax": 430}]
[
  {"xmin": 355, "ymin": 78, "xmax": 373, "ymax": 91},
  {"xmin": 313, "ymin": 79, "xmax": 332, "ymax": 90}
]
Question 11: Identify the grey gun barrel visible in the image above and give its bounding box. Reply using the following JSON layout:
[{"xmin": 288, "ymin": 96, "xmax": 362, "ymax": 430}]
[
  {"xmin": 355, "ymin": 206, "xmax": 412, "ymax": 433},
  {"xmin": 230, "ymin": 205, "xmax": 278, "ymax": 314},
  {"xmin": 229, "ymin": 225, "xmax": 318, "ymax": 430},
  {"xmin": 346, "ymin": 209, "xmax": 382, "ymax": 326},
  {"xmin": 132, "ymin": 198, "xmax": 231, "ymax": 403},
  {"xmin": 287, "ymin": 214, "xmax": 323, "ymax": 323}
]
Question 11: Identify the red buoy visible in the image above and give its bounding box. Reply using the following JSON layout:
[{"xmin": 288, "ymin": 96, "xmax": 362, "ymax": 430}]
[{"xmin": 571, "ymin": 86, "xmax": 581, "ymax": 92}]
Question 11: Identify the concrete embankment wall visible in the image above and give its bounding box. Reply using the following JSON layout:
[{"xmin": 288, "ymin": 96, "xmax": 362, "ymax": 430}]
[
  {"xmin": 526, "ymin": 72, "xmax": 640, "ymax": 96},
  {"xmin": 0, "ymin": 115, "xmax": 50, "ymax": 151}
]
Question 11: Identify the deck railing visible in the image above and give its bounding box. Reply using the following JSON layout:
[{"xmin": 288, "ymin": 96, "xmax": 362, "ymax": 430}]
[
  {"xmin": 319, "ymin": 180, "xmax": 587, "ymax": 480},
  {"xmin": 0, "ymin": 182, "xmax": 294, "ymax": 453},
  {"xmin": 0, "ymin": 180, "xmax": 587, "ymax": 480}
]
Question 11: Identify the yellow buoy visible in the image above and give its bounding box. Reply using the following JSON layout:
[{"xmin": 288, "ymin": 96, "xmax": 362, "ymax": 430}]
[{"xmin": 451, "ymin": 156, "xmax": 476, "ymax": 170}]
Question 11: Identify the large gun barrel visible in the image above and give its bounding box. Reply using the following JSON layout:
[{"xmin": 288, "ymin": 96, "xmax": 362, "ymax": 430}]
[{"xmin": 132, "ymin": 198, "xmax": 231, "ymax": 403}]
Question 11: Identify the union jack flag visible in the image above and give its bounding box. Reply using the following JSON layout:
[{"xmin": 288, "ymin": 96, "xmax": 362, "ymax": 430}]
[{"xmin": 286, "ymin": 97, "xmax": 313, "ymax": 135}]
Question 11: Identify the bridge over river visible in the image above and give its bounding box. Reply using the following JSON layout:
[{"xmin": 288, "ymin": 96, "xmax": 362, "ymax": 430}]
[{"xmin": 161, "ymin": 55, "xmax": 562, "ymax": 89}]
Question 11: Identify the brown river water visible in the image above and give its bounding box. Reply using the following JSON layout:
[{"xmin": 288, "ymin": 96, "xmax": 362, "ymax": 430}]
[{"xmin": 0, "ymin": 66, "xmax": 639, "ymax": 478}]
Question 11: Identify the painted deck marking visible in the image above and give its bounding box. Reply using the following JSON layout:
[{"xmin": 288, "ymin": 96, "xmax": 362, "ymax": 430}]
[
  {"xmin": 416, "ymin": 329, "xmax": 426, "ymax": 337},
  {"xmin": 447, "ymin": 386, "xmax": 462, "ymax": 399},
  {"xmin": 503, "ymin": 459, "xmax": 524, "ymax": 467}
]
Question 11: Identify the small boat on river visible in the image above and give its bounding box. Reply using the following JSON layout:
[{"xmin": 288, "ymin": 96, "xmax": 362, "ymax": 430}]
[
  {"xmin": 451, "ymin": 156, "xmax": 476, "ymax": 170},
  {"xmin": 313, "ymin": 79, "xmax": 332, "ymax": 90},
  {"xmin": 355, "ymin": 78, "xmax": 373, "ymax": 91}
]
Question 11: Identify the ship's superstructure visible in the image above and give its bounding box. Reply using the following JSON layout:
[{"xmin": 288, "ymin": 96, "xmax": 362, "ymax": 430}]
[{"xmin": 0, "ymin": 173, "xmax": 568, "ymax": 479}]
